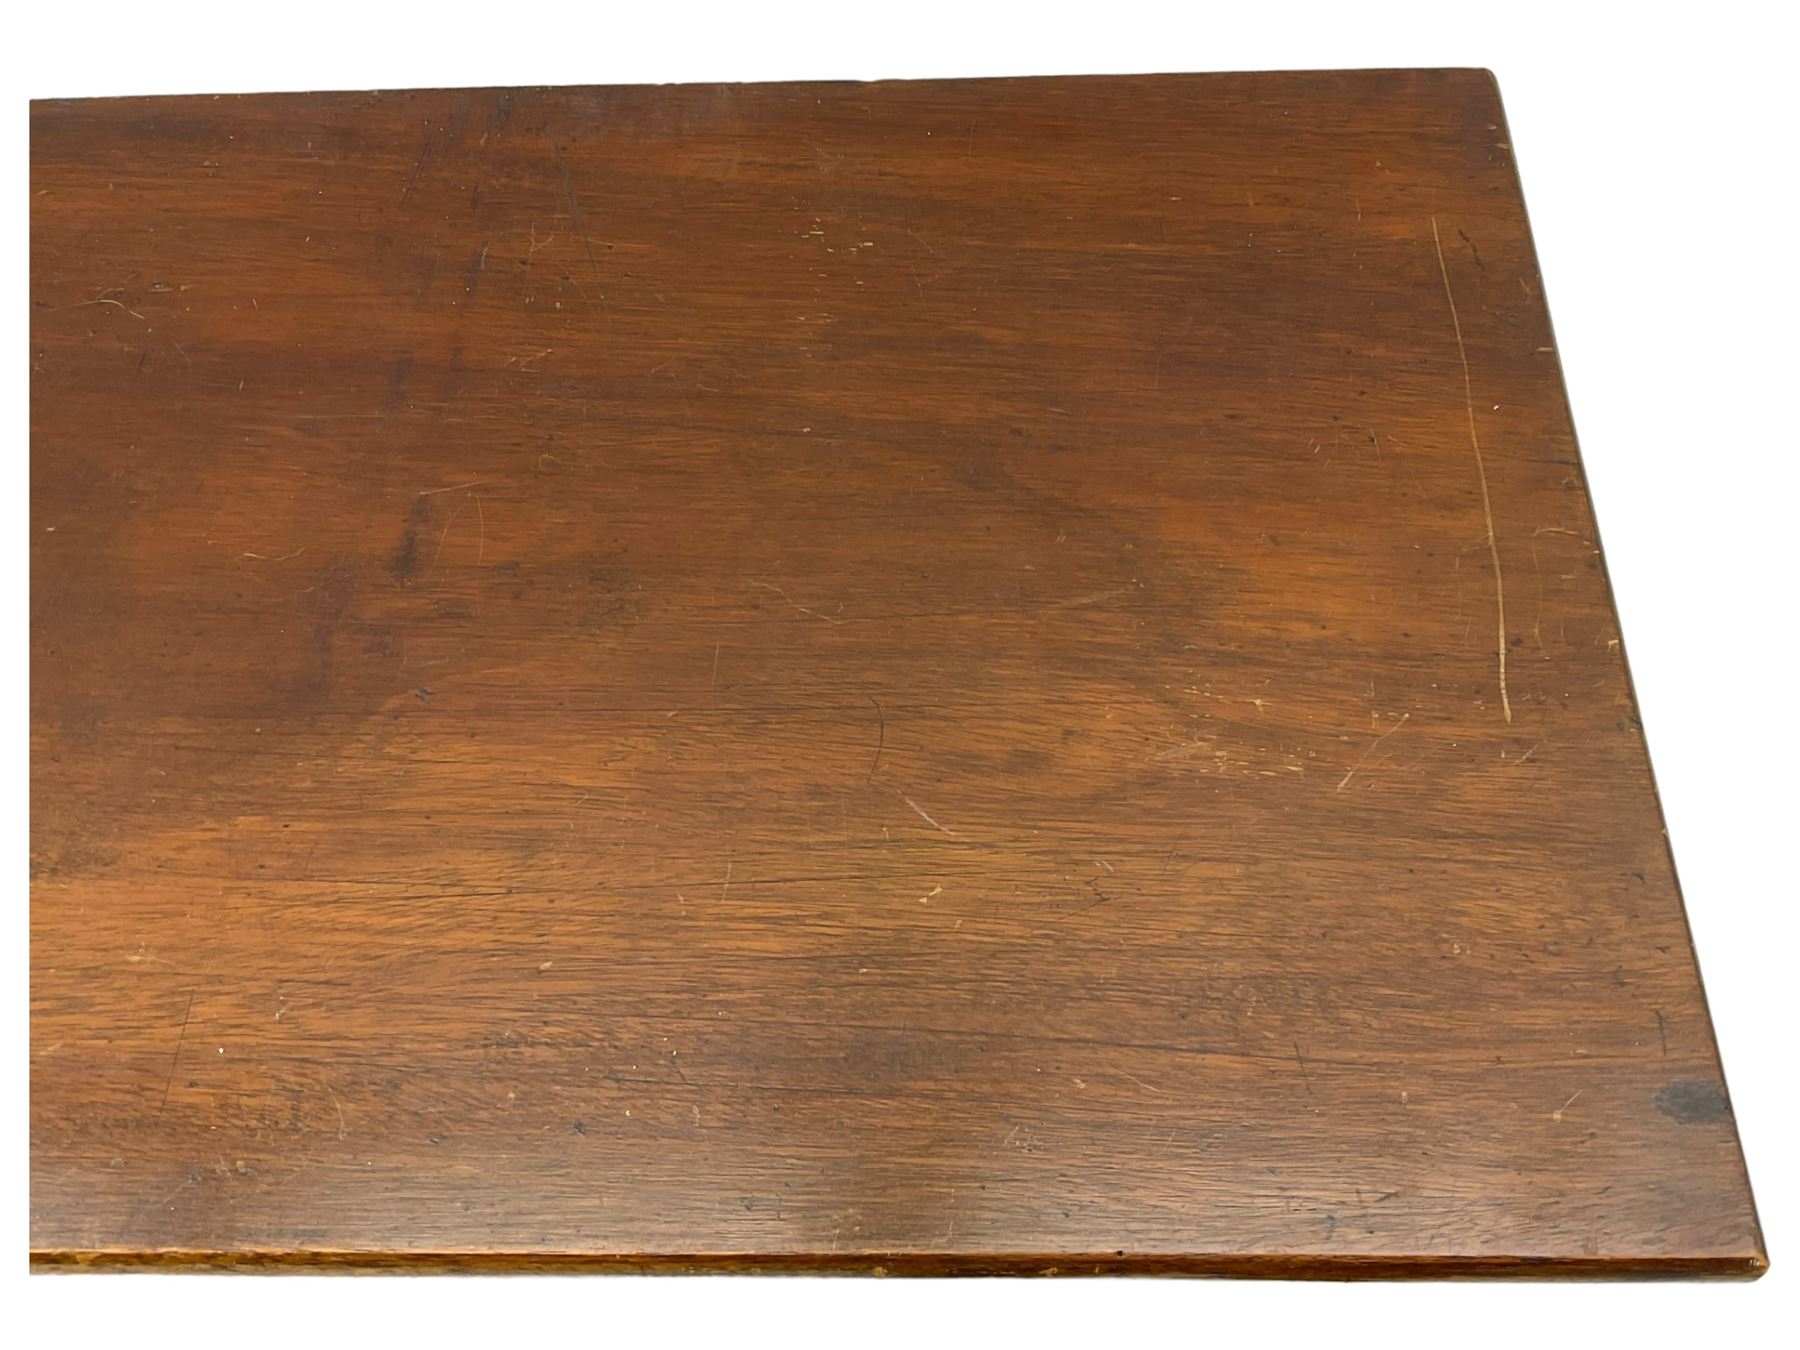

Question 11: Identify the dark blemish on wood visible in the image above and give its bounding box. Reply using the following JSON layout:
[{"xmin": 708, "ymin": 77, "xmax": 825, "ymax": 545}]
[
  {"xmin": 446, "ymin": 96, "xmax": 472, "ymax": 149},
  {"xmin": 1654, "ymin": 1009, "xmax": 1668, "ymax": 1057},
  {"xmin": 364, "ymin": 624, "xmax": 401, "ymax": 661},
  {"xmin": 413, "ymin": 253, "xmax": 438, "ymax": 304},
  {"xmin": 437, "ymin": 344, "xmax": 466, "ymax": 415},
  {"xmin": 391, "ymin": 497, "xmax": 432, "ymax": 583},
  {"xmin": 961, "ymin": 444, "xmax": 1010, "ymax": 493},
  {"xmin": 382, "ymin": 355, "xmax": 415, "ymax": 415},
  {"xmin": 492, "ymin": 90, "xmax": 514, "ymax": 135},
  {"xmin": 463, "ymin": 243, "xmax": 488, "ymax": 299},
  {"xmin": 57, "ymin": 695, "xmax": 106, "ymax": 749},
  {"xmin": 292, "ymin": 557, "xmax": 359, "ymax": 711},
  {"xmin": 1003, "ymin": 747, "xmax": 1054, "ymax": 774},
  {"xmin": 415, "ymin": 686, "xmax": 431, "ymax": 701},
  {"xmin": 571, "ymin": 1120, "xmax": 585, "ymax": 1135},
  {"xmin": 573, "ymin": 557, "xmax": 642, "ymax": 634},
  {"xmin": 1655, "ymin": 1080, "xmax": 1730, "ymax": 1125}
]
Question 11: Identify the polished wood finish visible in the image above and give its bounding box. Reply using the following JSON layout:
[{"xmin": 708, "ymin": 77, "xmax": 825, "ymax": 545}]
[{"xmin": 30, "ymin": 69, "xmax": 1764, "ymax": 1276}]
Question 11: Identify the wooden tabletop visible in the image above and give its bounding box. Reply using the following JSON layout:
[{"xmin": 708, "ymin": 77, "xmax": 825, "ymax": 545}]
[{"xmin": 30, "ymin": 69, "xmax": 1764, "ymax": 1276}]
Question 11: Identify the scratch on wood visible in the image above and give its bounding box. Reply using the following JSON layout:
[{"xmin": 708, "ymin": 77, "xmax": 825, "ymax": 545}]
[
  {"xmin": 554, "ymin": 144, "xmax": 605, "ymax": 297},
  {"xmin": 866, "ymin": 697, "xmax": 885, "ymax": 783},
  {"xmin": 158, "ymin": 993, "xmax": 195, "ymax": 1112},
  {"xmin": 1432, "ymin": 216, "xmax": 1512, "ymax": 724},
  {"xmin": 326, "ymin": 1083, "xmax": 348, "ymax": 1139},
  {"xmin": 899, "ymin": 791, "xmax": 955, "ymax": 835},
  {"xmin": 1293, "ymin": 1040, "xmax": 1315, "ymax": 1103},
  {"xmin": 748, "ymin": 579, "xmax": 844, "ymax": 625},
  {"xmin": 399, "ymin": 123, "xmax": 434, "ymax": 207},
  {"xmin": 1336, "ymin": 713, "xmax": 1410, "ymax": 792}
]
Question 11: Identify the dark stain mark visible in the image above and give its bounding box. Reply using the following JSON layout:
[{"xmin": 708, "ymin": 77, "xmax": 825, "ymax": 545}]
[
  {"xmin": 437, "ymin": 344, "xmax": 466, "ymax": 418},
  {"xmin": 288, "ymin": 556, "xmax": 361, "ymax": 712},
  {"xmin": 961, "ymin": 443, "xmax": 1011, "ymax": 493},
  {"xmin": 57, "ymin": 694, "xmax": 106, "ymax": 748},
  {"xmin": 445, "ymin": 96, "xmax": 471, "ymax": 148},
  {"xmin": 463, "ymin": 243, "xmax": 489, "ymax": 300},
  {"xmin": 553, "ymin": 143, "xmax": 605, "ymax": 295},
  {"xmin": 1655, "ymin": 1080, "xmax": 1730, "ymax": 1125},
  {"xmin": 415, "ymin": 685, "xmax": 431, "ymax": 701},
  {"xmin": 574, "ymin": 556, "xmax": 642, "ymax": 634},
  {"xmin": 492, "ymin": 90, "xmax": 514, "ymax": 135},
  {"xmin": 571, "ymin": 1120, "xmax": 586, "ymax": 1135},
  {"xmin": 382, "ymin": 355, "xmax": 415, "ymax": 415},
  {"xmin": 30, "ymin": 817, "xmax": 121, "ymax": 880},
  {"xmin": 413, "ymin": 253, "xmax": 439, "ymax": 304},
  {"xmin": 392, "ymin": 497, "xmax": 432, "ymax": 583},
  {"xmin": 1654, "ymin": 1009, "xmax": 1668, "ymax": 1057}
]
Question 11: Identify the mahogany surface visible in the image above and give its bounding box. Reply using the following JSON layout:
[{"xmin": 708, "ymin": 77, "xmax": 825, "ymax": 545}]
[{"xmin": 29, "ymin": 69, "xmax": 1764, "ymax": 1275}]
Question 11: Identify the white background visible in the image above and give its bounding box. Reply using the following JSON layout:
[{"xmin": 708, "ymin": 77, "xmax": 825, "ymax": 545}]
[{"xmin": 6, "ymin": 2, "xmax": 1794, "ymax": 1344}]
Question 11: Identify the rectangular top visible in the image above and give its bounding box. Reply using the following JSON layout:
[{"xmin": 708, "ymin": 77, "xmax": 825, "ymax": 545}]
[{"xmin": 29, "ymin": 69, "xmax": 1764, "ymax": 1276}]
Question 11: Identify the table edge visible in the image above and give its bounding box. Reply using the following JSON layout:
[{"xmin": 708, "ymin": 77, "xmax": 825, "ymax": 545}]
[{"xmin": 29, "ymin": 1248, "xmax": 1770, "ymax": 1280}]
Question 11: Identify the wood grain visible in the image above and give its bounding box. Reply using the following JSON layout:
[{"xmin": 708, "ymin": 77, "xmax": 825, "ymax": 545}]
[{"xmin": 29, "ymin": 69, "xmax": 1765, "ymax": 1276}]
